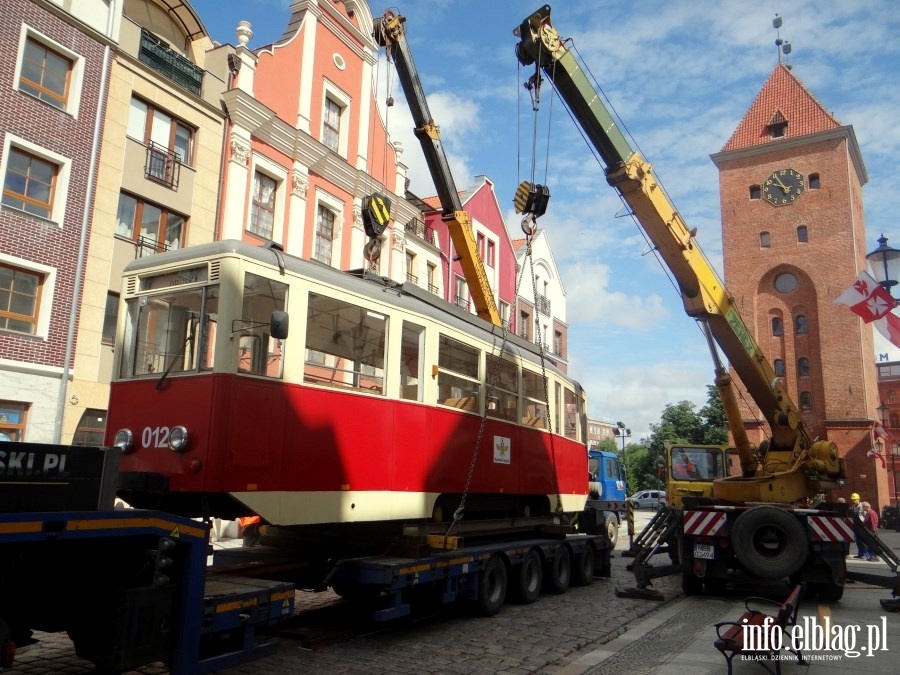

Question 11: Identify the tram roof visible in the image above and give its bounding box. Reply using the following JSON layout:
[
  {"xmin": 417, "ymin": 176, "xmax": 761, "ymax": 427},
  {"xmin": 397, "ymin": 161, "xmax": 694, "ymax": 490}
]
[{"xmin": 124, "ymin": 240, "xmax": 579, "ymax": 389}]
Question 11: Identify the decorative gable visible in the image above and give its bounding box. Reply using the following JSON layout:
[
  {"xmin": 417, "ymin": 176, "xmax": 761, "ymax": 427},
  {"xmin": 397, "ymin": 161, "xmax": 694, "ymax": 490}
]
[{"xmin": 721, "ymin": 64, "xmax": 840, "ymax": 152}]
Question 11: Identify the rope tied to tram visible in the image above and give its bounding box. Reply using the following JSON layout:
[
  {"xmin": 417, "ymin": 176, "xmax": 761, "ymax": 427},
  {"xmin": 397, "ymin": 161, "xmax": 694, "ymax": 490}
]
[{"xmin": 446, "ymin": 234, "xmax": 564, "ymax": 536}]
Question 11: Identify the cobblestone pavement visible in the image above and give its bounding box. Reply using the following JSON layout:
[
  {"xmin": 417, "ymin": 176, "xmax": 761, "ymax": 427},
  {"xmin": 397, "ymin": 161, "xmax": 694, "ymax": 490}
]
[{"xmin": 12, "ymin": 515, "xmax": 690, "ymax": 674}]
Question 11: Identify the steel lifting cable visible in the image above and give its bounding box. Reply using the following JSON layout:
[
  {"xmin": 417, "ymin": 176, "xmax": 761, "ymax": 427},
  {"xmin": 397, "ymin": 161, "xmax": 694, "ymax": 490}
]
[
  {"xmin": 524, "ymin": 238, "xmax": 564, "ymax": 516},
  {"xmin": 565, "ymin": 42, "xmax": 775, "ymax": 457},
  {"xmin": 447, "ymin": 235, "xmax": 565, "ymax": 535}
]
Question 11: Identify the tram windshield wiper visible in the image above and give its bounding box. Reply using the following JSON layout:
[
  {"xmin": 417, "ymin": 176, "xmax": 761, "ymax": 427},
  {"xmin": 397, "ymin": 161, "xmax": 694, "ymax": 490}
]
[{"xmin": 156, "ymin": 315, "xmax": 198, "ymax": 391}]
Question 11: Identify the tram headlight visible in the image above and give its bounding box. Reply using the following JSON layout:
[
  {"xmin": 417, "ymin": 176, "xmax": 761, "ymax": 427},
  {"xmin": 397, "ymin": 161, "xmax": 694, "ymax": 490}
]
[
  {"xmin": 169, "ymin": 425, "xmax": 189, "ymax": 453},
  {"xmin": 113, "ymin": 428, "xmax": 134, "ymax": 453}
]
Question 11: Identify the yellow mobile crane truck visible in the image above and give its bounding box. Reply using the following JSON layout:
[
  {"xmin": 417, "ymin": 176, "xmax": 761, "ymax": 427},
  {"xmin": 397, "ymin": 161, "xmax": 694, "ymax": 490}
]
[{"xmin": 514, "ymin": 5, "xmax": 900, "ymax": 601}]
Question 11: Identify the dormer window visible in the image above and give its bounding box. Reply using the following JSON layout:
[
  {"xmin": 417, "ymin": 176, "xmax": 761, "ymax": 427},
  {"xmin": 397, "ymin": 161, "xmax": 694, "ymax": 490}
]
[{"xmin": 768, "ymin": 110, "xmax": 788, "ymax": 139}]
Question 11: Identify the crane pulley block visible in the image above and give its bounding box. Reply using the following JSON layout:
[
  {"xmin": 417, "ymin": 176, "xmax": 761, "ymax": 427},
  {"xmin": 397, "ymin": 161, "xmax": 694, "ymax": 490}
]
[
  {"xmin": 362, "ymin": 193, "xmax": 392, "ymax": 237},
  {"xmin": 513, "ymin": 181, "xmax": 550, "ymax": 218}
]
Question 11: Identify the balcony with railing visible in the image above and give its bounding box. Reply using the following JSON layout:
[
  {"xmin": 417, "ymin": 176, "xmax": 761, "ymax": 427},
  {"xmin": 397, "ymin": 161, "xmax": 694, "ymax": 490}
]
[
  {"xmin": 535, "ymin": 293, "xmax": 552, "ymax": 316},
  {"xmin": 405, "ymin": 217, "xmax": 436, "ymax": 245},
  {"xmin": 428, "ymin": 282, "xmax": 440, "ymax": 295},
  {"xmin": 145, "ymin": 142, "xmax": 181, "ymax": 189},
  {"xmin": 139, "ymin": 29, "xmax": 203, "ymax": 96},
  {"xmin": 406, "ymin": 273, "xmax": 419, "ymax": 286},
  {"xmin": 135, "ymin": 235, "xmax": 171, "ymax": 259},
  {"xmin": 455, "ymin": 296, "xmax": 470, "ymax": 311}
]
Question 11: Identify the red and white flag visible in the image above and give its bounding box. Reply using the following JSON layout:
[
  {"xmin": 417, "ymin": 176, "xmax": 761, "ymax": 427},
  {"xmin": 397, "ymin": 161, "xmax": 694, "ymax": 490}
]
[
  {"xmin": 867, "ymin": 447, "xmax": 887, "ymax": 469},
  {"xmin": 834, "ymin": 271, "xmax": 897, "ymax": 322},
  {"xmin": 875, "ymin": 421, "xmax": 892, "ymax": 444},
  {"xmin": 873, "ymin": 311, "xmax": 900, "ymax": 349}
]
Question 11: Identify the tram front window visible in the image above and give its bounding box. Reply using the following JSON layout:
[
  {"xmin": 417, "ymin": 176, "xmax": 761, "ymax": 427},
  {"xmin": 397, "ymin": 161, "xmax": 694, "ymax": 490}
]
[
  {"xmin": 120, "ymin": 285, "xmax": 219, "ymax": 378},
  {"xmin": 236, "ymin": 272, "xmax": 287, "ymax": 378}
]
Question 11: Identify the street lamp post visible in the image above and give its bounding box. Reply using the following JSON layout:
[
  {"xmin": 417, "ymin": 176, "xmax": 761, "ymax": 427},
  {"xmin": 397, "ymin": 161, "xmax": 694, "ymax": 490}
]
[
  {"xmin": 614, "ymin": 421, "xmax": 631, "ymax": 491},
  {"xmin": 878, "ymin": 402, "xmax": 897, "ymax": 507},
  {"xmin": 868, "ymin": 233, "xmax": 900, "ymax": 509},
  {"xmin": 866, "ymin": 234, "xmax": 900, "ymax": 296}
]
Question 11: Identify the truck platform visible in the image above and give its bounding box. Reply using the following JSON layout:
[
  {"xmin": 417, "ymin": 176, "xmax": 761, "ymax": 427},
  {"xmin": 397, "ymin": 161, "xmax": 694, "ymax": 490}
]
[{"xmin": 0, "ymin": 509, "xmax": 294, "ymax": 673}]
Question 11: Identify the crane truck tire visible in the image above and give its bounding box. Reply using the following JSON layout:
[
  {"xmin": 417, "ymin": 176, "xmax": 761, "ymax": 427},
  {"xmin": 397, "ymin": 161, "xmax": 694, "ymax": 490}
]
[
  {"xmin": 543, "ymin": 544, "xmax": 572, "ymax": 594},
  {"xmin": 730, "ymin": 505, "xmax": 808, "ymax": 579},
  {"xmin": 476, "ymin": 554, "xmax": 508, "ymax": 616},
  {"xmin": 605, "ymin": 514, "xmax": 619, "ymax": 548}
]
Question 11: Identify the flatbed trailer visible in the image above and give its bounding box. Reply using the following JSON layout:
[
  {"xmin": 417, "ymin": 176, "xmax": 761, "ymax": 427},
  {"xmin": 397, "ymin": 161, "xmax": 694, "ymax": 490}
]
[
  {"xmin": 0, "ymin": 508, "xmax": 294, "ymax": 673},
  {"xmin": 0, "ymin": 444, "xmax": 295, "ymax": 672},
  {"xmin": 326, "ymin": 531, "xmax": 611, "ymax": 620}
]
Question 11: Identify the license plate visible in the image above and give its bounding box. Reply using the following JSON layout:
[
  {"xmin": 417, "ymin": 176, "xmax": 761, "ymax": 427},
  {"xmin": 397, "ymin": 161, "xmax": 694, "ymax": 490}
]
[{"xmin": 694, "ymin": 544, "xmax": 715, "ymax": 560}]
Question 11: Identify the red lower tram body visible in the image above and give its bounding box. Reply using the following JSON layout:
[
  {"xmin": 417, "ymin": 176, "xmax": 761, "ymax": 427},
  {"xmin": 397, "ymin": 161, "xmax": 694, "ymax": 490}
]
[{"xmin": 111, "ymin": 374, "xmax": 588, "ymax": 529}]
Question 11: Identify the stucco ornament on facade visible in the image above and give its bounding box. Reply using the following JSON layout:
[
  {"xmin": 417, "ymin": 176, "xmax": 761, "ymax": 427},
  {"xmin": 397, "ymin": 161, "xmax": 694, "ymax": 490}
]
[
  {"xmin": 353, "ymin": 203, "xmax": 364, "ymax": 231},
  {"xmin": 291, "ymin": 171, "xmax": 308, "ymax": 198},
  {"xmin": 230, "ymin": 140, "xmax": 250, "ymax": 165},
  {"xmin": 393, "ymin": 231, "xmax": 406, "ymax": 253}
]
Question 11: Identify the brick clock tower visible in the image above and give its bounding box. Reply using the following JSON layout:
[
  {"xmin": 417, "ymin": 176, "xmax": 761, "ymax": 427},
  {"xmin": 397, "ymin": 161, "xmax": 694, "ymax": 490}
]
[{"xmin": 711, "ymin": 63, "xmax": 888, "ymax": 509}]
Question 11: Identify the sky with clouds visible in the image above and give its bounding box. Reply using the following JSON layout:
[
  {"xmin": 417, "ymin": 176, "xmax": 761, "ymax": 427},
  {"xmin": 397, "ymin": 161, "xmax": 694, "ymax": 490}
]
[{"xmin": 195, "ymin": 0, "xmax": 900, "ymax": 439}]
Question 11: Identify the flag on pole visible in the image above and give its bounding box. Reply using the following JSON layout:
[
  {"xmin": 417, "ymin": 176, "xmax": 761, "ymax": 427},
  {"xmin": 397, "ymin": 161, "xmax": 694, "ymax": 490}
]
[
  {"xmin": 875, "ymin": 420, "xmax": 892, "ymax": 444},
  {"xmin": 867, "ymin": 447, "xmax": 887, "ymax": 469},
  {"xmin": 834, "ymin": 271, "xmax": 897, "ymax": 322},
  {"xmin": 835, "ymin": 271, "xmax": 900, "ymax": 348}
]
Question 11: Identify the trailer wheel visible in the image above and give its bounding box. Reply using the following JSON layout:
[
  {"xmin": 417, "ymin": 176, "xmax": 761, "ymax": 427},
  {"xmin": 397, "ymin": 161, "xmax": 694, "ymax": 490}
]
[
  {"xmin": 513, "ymin": 549, "xmax": 543, "ymax": 604},
  {"xmin": 572, "ymin": 544, "xmax": 595, "ymax": 586},
  {"xmin": 605, "ymin": 514, "xmax": 619, "ymax": 548},
  {"xmin": 544, "ymin": 544, "xmax": 571, "ymax": 594},
  {"xmin": 731, "ymin": 505, "xmax": 807, "ymax": 579},
  {"xmin": 476, "ymin": 555, "xmax": 508, "ymax": 616}
]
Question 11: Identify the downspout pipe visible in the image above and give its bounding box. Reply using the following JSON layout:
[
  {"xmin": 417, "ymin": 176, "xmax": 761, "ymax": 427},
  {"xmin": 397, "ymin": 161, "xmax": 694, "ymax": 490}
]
[{"xmin": 54, "ymin": 1, "xmax": 115, "ymax": 444}]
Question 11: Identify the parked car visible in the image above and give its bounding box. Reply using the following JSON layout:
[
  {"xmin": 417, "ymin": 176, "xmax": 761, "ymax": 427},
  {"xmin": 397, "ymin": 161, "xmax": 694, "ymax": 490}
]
[{"xmin": 628, "ymin": 489, "xmax": 666, "ymax": 509}]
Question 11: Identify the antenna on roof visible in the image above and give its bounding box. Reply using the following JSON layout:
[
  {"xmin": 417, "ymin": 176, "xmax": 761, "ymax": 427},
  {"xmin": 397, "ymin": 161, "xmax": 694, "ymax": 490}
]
[{"xmin": 773, "ymin": 14, "xmax": 793, "ymax": 70}]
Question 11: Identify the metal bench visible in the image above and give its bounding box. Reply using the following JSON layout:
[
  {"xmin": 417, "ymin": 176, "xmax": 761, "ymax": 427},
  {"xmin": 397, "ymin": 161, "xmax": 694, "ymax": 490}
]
[{"xmin": 713, "ymin": 583, "xmax": 806, "ymax": 675}]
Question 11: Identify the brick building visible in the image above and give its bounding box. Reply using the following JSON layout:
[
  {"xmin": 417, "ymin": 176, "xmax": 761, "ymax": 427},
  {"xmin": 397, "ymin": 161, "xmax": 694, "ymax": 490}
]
[
  {"xmin": 711, "ymin": 63, "xmax": 887, "ymax": 509},
  {"xmin": 0, "ymin": 0, "xmax": 110, "ymax": 443}
]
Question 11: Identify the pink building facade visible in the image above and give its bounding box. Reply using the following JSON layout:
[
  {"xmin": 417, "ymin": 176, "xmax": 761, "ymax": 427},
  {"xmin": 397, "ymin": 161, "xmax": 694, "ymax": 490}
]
[
  {"xmin": 422, "ymin": 176, "xmax": 518, "ymax": 331},
  {"xmin": 215, "ymin": 0, "xmax": 417, "ymax": 276}
]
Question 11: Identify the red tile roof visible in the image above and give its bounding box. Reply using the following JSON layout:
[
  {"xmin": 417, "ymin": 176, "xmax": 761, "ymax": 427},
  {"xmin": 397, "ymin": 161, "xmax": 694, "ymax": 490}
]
[
  {"xmin": 420, "ymin": 190, "xmax": 466, "ymax": 211},
  {"xmin": 721, "ymin": 64, "xmax": 841, "ymax": 152},
  {"xmin": 421, "ymin": 195, "xmax": 442, "ymax": 210},
  {"xmin": 511, "ymin": 238, "xmax": 526, "ymax": 252}
]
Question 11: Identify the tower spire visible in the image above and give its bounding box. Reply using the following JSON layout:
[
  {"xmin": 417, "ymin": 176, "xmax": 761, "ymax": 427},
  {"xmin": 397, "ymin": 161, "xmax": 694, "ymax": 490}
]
[{"xmin": 773, "ymin": 14, "xmax": 793, "ymax": 70}]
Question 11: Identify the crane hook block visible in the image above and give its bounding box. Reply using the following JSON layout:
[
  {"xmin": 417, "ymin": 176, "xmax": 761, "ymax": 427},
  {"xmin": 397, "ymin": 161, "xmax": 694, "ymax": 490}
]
[
  {"xmin": 513, "ymin": 181, "xmax": 550, "ymax": 219},
  {"xmin": 362, "ymin": 193, "xmax": 391, "ymax": 237}
]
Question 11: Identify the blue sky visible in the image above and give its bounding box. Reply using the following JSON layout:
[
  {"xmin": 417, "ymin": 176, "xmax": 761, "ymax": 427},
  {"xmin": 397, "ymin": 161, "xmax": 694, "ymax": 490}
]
[{"xmin": 195, "ymin": 0, "xmax": 900, "ymax": 440}]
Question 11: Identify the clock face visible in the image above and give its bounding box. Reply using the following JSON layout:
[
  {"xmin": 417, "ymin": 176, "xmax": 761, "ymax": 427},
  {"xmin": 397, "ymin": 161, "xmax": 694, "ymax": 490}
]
[{"xmin": 763, "ymin": 168, "xmax": 805, "ymax": 206}]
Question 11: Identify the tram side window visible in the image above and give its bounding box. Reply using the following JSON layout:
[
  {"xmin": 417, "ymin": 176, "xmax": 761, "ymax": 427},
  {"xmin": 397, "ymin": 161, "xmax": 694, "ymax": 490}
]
[
  {"xmin": 237, "ymin": 272, "xmax": 287, "ymax": 378},
  {"xmin": 304, "ymin": 293, "xmax": 386, "ymax": 394},
  {"xmin": 522, "ymin": 368, "xmax": 547, "ymax": 429},
  {"xmin": 563, "ymin": 387, "xmax": 578, "ymax": 439},
  {"xmin": 123, "ymin": 286, "xmax": 218, "ymax": 377},
  {"xmin": 399, "ymin": 321, "xmax": 425, "ymax": 401},
  {"xmin": 437, "ymin": 334, "xmax": 481, "ymax": 412},
  {"xmin": 485, "ymin": 352, "xmax": 518, "ymax": 422}
]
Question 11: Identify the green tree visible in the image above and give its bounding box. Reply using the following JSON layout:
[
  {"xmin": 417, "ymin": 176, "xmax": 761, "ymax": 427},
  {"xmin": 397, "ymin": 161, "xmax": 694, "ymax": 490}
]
[
  {"xmin": 620, "ymin": 442, "xmax": 658, "ymax": 495},
  {"xmin": 699, "ymin": 385, "xmax": 728, "ymax": 445}
]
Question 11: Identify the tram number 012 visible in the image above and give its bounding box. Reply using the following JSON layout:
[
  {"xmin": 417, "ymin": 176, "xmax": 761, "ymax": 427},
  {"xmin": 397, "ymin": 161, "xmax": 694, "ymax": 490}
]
[{"xmin": 142, "ymin": 426, "xmax": 173, "ymax": 448}]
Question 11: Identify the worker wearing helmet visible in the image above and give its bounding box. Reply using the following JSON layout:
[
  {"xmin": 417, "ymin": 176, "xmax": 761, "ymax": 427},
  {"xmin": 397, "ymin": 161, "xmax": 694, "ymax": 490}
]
[{"xmin": 849, "ymin": 493, "xmax": 868, "ymax": 558}]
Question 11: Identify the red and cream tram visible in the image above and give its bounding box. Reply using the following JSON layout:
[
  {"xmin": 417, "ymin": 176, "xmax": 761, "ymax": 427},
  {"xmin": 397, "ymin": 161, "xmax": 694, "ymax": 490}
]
[{"xmin": 109, "ymin": 240, "xmax": 589, "ymax": 531}]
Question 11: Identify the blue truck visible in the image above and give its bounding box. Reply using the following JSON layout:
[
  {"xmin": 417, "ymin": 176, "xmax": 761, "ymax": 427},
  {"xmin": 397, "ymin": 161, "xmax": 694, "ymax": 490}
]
[{"xmin": 587, "ymin": 448, "xmax": 626, "ymax": 546}]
